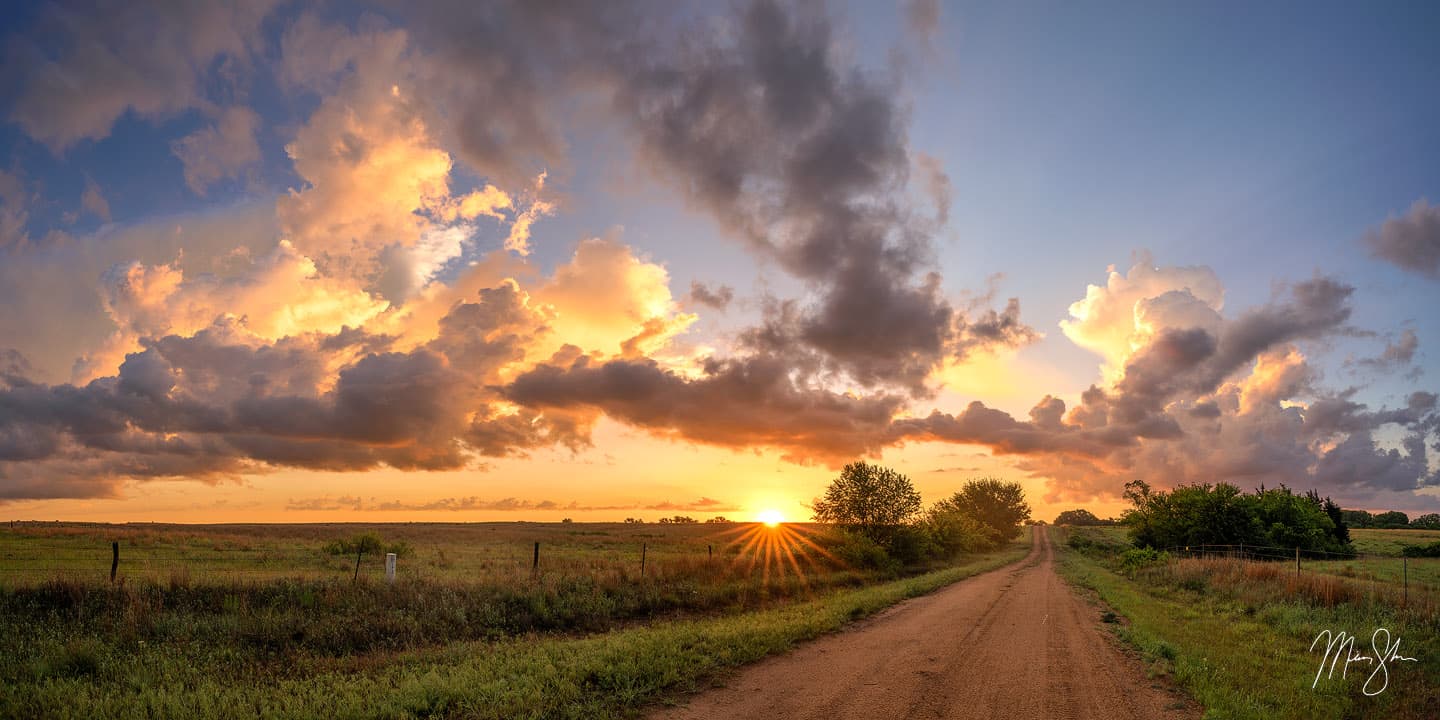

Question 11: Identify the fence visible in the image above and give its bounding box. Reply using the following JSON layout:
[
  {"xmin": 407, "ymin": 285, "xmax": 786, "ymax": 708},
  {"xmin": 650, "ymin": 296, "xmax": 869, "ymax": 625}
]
[
  {"xmin": 1161, "ymin": 542, "xmax": 1437, "ymax": 611},
  {"xmin": 0, "ymin": 531, "xmax": 742, "ymax": 589}
]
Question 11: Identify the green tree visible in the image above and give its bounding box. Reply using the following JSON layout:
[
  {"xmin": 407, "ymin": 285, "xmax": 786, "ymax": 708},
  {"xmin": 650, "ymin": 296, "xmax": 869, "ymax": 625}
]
[
  {"xmin": 1374, "ymin": 511, "xmax": 1410, "ymax": 528},
  {"xmin": 1412, "ymin": 513, "xmax": 1440, "ymax": 529},
  {"xmin": 922, "ymin": 504, "xmax": 998, "ymax": 555},
  {"xmin": 934, "ymin": 478, "xmax": 1031, "ymax": 541},
  {"xmin": 812, "ymin": 462, "xmax": 922, "ymax": 543},
  {"xmin": 1054, "ymin": 509, "xmax": 1102, "ymax": 526},
  {"xmin": 1341, "ymin": 509, "xmax": 1373, "ymax": 528}
]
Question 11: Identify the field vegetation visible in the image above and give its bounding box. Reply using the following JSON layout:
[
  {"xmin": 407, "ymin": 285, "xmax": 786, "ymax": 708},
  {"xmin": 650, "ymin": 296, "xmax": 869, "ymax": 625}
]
[
  {"xmin": 1054, "ymin": 498, "xmax": 1439, "ymax": 720},
  {"xmin": 0, "ymin": 463, "xmax": 1036, "ymax": 718}
]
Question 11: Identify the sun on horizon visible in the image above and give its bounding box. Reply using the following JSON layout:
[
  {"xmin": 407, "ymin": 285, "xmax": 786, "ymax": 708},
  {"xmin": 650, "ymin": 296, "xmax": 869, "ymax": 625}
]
[{"xmin": 756, "ymin": 509, "xmax": 785, "ymax": 527}]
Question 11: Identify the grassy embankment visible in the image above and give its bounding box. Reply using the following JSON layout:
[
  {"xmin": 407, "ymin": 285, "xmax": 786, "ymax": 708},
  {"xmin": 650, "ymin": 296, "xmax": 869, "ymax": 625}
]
[
  {"xmin": 0, "ymin": 522, "xmax": 1031, "ymax": 719},
  {"xmin": 1053, "ymin": 525, "xmax": 1438, "ymax": 720}
]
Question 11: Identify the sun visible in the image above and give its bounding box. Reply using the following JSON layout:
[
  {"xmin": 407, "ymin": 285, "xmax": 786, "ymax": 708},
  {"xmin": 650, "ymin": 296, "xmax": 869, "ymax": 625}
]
[{"xmin": 756, "ymin": 509, "xmax": 784, "ymax": 527}]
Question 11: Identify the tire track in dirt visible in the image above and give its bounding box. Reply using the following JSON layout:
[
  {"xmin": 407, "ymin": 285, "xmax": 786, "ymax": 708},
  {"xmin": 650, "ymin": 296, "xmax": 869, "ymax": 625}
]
[{"xmin": 650, "ymin": 526, "xmax": 1198, "ymax": 720}]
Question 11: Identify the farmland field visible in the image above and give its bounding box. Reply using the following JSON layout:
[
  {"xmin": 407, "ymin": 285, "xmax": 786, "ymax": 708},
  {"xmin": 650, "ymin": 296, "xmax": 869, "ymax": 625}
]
[
  {"xmin": 1053, "ymin": 525, "xmax": 1439, "ymax": 720},
  {"xmin": 0, "ymin": 520, "xmax": 1031, "ymax": 719}
]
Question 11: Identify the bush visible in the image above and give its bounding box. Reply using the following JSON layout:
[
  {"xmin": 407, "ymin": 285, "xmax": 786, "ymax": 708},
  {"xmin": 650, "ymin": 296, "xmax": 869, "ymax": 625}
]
[
  {"xmin": 922, "ymin": 508, "xmax": 998, "ymax": 555},
  {"xmin": 1121, "ymin": 481, "xmax": 1354, "ymax": 556},
  {"xmin": 323, "ymin": 533, "xmax": 411, "ymax": 558},
  {"xmin": 1401, "ymin": 541, "xmax": 1440, "ymax": 558},
  {"xmin": 829, "ymin": 531, "xmax": 898, "ymax": 572},
  {"xmin": 1118, "ymin": 547, "xmax": 1169, "ymax": 575}
]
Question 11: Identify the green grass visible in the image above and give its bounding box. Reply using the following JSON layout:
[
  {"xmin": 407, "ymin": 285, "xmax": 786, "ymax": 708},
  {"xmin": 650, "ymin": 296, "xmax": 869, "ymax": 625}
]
[
  {"xmin": 1052, "ymin": 526, "xmax": 1438, "ymax": 720},
  {"xmin": 0, "ymin": 523, "xmax": 1031, "ymax": 719},
  {"xmin": 0, "ymin": 521, "xmax": 762, "ymax": 586}
]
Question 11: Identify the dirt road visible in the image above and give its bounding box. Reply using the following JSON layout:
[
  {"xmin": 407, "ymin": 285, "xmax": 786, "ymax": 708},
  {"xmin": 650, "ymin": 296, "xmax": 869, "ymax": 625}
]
[{"xmin": 651, "ymin": 526, "xmax": 1197, "ymax": 720}]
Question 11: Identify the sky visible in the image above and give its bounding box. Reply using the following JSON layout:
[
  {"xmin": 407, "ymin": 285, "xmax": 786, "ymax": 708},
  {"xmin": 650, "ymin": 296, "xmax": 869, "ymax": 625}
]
[{"xmin": 1, "ymin": 0, "xmax": 1438, "ymax": 525}]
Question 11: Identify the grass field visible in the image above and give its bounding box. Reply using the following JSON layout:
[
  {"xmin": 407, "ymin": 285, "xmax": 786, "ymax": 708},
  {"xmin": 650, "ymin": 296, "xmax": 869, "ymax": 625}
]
[
  {"xmin": 1053, "ymin": 525, "xmax": 1439, "ymax": 720},
  {"xmin": 1058, "ymin": 525, "xmax": 1440, "ymax": 592},
  {"xmin": 0, "ymin": 521, "xmax": 1031, "ymax": 719},
  {"xmin": 0, "ymin": 521, "xmax": 774, "ymax": 585}
]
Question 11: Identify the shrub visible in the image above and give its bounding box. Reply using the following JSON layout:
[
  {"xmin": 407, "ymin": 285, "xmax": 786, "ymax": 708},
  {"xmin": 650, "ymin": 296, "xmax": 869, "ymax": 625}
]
[
  {"xmin": 1121, "ymin": 480, "xmax": 1354, "ymax": 556},
  {"xmin": 922, "ymin": 507, "xmax": 997, "ymax": 555},
  {"xmin": 829, "ymin": 531, "xmax": 898, "ymax": 572},
  {"xmin": 323, "ymin": 533, "xmax": 411, "ymax": 558},
  {"xmin": 1400, "ymin": 541, "xmax": 1440, "ymax": 558},
  {"xmin": 1118, "ymin": 547, "xmax": 1169, "ymax": 575}
]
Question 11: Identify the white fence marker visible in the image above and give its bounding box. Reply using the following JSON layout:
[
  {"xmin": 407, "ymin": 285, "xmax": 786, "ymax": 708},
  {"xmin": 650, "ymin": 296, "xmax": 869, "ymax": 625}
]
[{"xmin": 385, "ymin": 552, "xmax": 397, "ymax": 584}]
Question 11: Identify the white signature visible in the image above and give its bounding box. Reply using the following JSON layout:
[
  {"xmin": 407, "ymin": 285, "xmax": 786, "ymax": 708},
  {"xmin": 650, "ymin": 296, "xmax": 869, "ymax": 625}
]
[{"xmin": 1310, "ymin": 629, "xmax": 1419, "ymax": 696}]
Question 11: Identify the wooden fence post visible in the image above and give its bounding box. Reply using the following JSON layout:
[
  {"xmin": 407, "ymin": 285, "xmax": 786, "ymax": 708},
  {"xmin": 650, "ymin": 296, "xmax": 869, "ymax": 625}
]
[
  {"xmin": 641, "ymin": 543, "xmax": 647, "ymax": 578},
  {"xmin": 110, "ymin": 541, "xmax": 119, "ymax": 583},
  {"xmin": 385, "ymin": 553, "xmax": 396, "ymax": 584},
  {"xmin": 708, "ymin": 544, "xmax": 713, "ymax": 562},
  {"xmin": 532, "ymin": 541, "xmax": 540, "ymax": 571},
  {"xmin": 1295, "ymin": 547, "xmax": 1300, "ymax": 578},
  {"xmin": 1403, "ymin": 556, "xmax": 1408, "ymax": 606},
  {"xmin": 354, "ymin": 550, "xmax": 362, "ymax": 582}
]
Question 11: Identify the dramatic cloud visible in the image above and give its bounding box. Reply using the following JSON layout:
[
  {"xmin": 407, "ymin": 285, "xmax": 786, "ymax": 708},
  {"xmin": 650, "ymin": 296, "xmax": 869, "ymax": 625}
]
[
  {"xmin": 1365, "ymin": 199, "xmax": 1440, "ymax": 279},
  {"xmin": 505, "ymin": 354, "xmax": 906, "ymax": 464},
  {"xmin": 5, "ymin": 0, "xmax": 278, "ymax": 150},
  {"xmin": 0, "ymin": 1, "xmax": 1434, "ymax": 515},
  {"xmin": 172, "ymin": 106, "xmax": 262, "ymax": 195}
]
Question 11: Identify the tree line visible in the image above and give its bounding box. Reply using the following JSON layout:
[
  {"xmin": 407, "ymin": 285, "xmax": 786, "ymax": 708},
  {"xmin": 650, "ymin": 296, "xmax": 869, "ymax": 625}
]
[
  {"xmin": 811, "ymin": 462, "xmax": 1030, "ymax": 569},
  {"xmin": 1118, "ymin": 480, "xmax": 1355, "ymax": 556}
]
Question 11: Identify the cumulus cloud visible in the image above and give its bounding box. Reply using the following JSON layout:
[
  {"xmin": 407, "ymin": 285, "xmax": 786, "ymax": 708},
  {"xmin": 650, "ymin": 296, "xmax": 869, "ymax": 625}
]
[
  {"xmin": 5, "ymin": 0, "xmax": 278, "ymax": 150},
  {"xmin": 172, "ymin": 106, "xmax": 263, "ymax": 195},
  {"xmin": 1, "ymin": 2, "xmax": 1435, "ymax": 515},
  {"xmin": 890, "ymin": 259, "xmax": 1437, "ymax": 504},
  {"xmin": 1365, "ymin": 199, "xmax": 1440, "ymax": 279}
]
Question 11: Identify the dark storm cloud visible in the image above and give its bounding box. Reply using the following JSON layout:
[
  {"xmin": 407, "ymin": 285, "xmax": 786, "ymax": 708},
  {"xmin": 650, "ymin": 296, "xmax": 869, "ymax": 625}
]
[{"xmin": 1364, "ymin": 199, "xmax": 1440, "ymax": 279}]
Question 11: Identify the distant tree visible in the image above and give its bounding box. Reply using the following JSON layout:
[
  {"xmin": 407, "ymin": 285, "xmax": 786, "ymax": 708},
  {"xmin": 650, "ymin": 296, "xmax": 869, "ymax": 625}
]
[
  {"xmin": 668, "ymin": 515, "xmax": 697, "ymax": 524},
  {"xmin": 812, "ymin": 461, "xmax": 922, "ymax": 543},
  {"xmin": 922, "ymin": 503, "xmax": 998, "ymax": 555},
  {"xmin": 1341, "ymin": 509, "xmax": 1373, "ymax": 529},
  {"xmin": 561, "ymin": 518, "xmax": 574, "ymax": 524},
  {"xmin": 1374, "ymin": 511, "xmax": 1410, "ymax": 528},
  {"xmin": 1410, "ymin": 513, "xmax": 1440, "ymax": 530},
  {"xmin": 1054, "ymin": 509, "xmax": 1102, "ymax": 526},
  {"xmin": 934, "ymin": 478, "xmax": 1031, "ymax": 541},
  {"xmin": 705, "ymin": 516, "xmax": 731, "ymax": 523},
  {"xmin": 657, "ymin": 518, "xmax": 671, "ymax": 524},
  {"xmin": 624, "ymin": 517, "xmax": 644, "ymax": 524}
]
